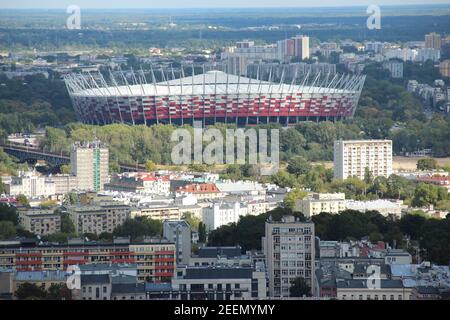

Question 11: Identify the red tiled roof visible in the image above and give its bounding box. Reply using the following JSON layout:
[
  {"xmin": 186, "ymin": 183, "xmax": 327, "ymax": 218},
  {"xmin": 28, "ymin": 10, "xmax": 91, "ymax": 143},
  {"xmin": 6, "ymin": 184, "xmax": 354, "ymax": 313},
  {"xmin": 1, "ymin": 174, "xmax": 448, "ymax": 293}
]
[
  {"xmin": 417, "ymin": 175, "xmax": 450, "ymax": 185},
  {"xmin": 176, "ymin": 183, "xmax": 220, "ymax": 194}
]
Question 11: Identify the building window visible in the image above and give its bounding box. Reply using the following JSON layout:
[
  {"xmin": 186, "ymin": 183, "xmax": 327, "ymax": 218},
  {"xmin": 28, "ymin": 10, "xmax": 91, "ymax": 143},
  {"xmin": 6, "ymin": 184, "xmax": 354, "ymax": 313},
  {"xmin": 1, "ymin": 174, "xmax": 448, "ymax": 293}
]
[{"xmin": 103, "ymin": 286, "xmax": 107, "ymax": 293}]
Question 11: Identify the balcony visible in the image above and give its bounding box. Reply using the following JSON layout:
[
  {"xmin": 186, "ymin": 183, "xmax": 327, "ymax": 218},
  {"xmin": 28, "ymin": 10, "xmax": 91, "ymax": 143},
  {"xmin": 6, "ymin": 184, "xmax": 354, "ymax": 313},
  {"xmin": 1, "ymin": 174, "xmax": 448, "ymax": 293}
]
[
  {"xmin": 16, "ymin": 260, "xmax": 42, "ymax": 265},
  {"xmin": 15, "ymin": 252, "xmax": 42, "ymax": 258}
]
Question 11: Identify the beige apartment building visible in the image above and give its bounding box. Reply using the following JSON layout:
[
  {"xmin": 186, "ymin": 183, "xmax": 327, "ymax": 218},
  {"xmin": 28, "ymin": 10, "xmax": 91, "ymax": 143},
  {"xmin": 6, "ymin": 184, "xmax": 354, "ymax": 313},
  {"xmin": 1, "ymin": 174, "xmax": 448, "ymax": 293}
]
[
  {"xmin": 295, "ymin": 193, "xmax": 346, "ymax": 218},
  {"xmin": 263, "ymin": 216, "xmax": 315, "ymax": 298},
  {"xmin": 440, "ymin": 60, "xmax": 450, "ymax": 78},
  {"xmin": 425, "ymin": 32, "xmax": 442, "ymax": 49},
  {"xmin": 70, "ymin": 141, "xmax": 109, "ymax": 192},
  {"xmin": 334, "ymin": 140, "xmax": 393, "ymax": 180},
  {"xmin": 18, "ymin": 209, "xmax": 61, "ymax": 236},
  {"xmin": 67, "ymin": 202, "xmax": 131, "ymax": 235}
]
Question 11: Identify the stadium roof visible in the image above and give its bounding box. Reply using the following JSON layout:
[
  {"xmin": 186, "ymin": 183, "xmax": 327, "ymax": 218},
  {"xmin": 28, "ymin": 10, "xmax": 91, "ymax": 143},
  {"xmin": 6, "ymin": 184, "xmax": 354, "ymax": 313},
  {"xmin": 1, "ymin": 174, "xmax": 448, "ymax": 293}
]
[{"xmin": 65, "ymin": 70, "xmax": 366, "ymax": 97}]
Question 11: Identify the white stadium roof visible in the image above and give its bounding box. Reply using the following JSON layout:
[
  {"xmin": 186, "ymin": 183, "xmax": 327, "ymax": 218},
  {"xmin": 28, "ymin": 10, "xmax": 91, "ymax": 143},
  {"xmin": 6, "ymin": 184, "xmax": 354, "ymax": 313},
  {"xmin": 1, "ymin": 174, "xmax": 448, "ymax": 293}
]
[{"xmin": 65, "ymin": 70, "xmax": 366, "ymax": 97}]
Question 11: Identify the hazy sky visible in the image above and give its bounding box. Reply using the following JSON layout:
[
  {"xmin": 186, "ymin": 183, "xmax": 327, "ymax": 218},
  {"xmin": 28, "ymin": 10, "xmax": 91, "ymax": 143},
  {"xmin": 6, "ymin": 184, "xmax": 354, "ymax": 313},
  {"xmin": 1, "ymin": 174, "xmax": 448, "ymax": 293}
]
[{"xmin": 1, "ymin": 0, "xmax": 449, "ymax": 9}]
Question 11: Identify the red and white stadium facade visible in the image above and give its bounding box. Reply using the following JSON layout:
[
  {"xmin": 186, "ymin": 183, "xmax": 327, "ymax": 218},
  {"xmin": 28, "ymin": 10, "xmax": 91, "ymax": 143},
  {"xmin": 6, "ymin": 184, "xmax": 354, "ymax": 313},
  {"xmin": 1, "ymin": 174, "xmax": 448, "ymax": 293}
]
[{"xmin": 64, "ymin": 69, "xmax": 366, "ymax": 126}]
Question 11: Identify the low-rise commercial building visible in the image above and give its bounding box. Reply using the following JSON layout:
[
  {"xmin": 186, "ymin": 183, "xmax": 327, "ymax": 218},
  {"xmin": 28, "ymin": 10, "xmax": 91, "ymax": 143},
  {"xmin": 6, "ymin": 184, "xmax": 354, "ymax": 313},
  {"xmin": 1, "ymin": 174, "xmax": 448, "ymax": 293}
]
[
  {"xmin": 171, "ymin": 265, "xmax": 267, "ymax": 300},
  {"xmin": 336, "ymin": 279, "xmax": 413, "ymax": 300},
  {"xmin": 13, "ymin": 270, "xmax": 67, "ymax": 293},
  {"xmin": 176, "ymin": 183, "xmax": 224, "ymax": 200},
  {"xmin": 346, "ymin": 199, "xmax": 406, "ymax": 217}
]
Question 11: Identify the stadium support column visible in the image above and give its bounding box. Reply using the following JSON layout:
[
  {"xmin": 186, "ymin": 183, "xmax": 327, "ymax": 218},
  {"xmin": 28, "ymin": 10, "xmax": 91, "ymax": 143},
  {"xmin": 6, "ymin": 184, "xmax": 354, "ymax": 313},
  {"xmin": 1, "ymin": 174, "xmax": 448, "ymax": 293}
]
[
  {"xmin": 256, "ymin": 65, "xmax": 261, "ymax": 125},
  {"xmin": 287, "ymin": 65, "xmax": 298, "ymax": 126},
  {"xmin": 180, "ymin": 66, "xmax": 184, "ymax": 126},
  {"xmin": 225, "ymin": 72, "xmax": 229, "ymax": 124},
  {"xmin": 150, "ymin": 64, "xmax": 159, "ymax": 125},
  {"xmin": 120, "ymin": 67, "xmax": 136, "ymax": 125},
  {"xmin": 267, "ymin": 67, "xmax": 272, "ymax": 124}
]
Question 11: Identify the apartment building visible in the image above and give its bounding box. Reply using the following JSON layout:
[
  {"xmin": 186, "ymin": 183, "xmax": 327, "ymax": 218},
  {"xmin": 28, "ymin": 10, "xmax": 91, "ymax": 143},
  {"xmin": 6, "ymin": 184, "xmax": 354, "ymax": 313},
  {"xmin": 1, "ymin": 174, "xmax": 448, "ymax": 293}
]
[
  {"xmin": 18, "ymin": 209, "xmax": 61, "ymax": 236},
  {"xmin": 175, "ymin": 183, "xmax": 224, "ymax": 200},
  {"xmin": 47, "ymin": 174, "xmax": 78, "ymax": 195},
  {"xmin": 383, "ymin": 61, "xmax": 404, "ymax": 78},
  {"xmin": 425, "ymin": 32, "xmax": 442, "ymax": 49},
  {"xmin": 202, "ymin": 202, "xmax": 248, "ymax": 231},
  {"xmin": 295, "ymin": 193, "xmax": 346, "ymax": 218},
  {"xmin": 131, "ymin": 205, "xmax": 182, "ymax": 221},
  {"xmin": 105, "ymin": 172, "xmax": 170, "ymax": 195},
  {"xmin": 439, "ymin": 60, "xmax": 450, "ymax": 78},
  {"xmin": 4, "ymin": 171, "xmax": 55, "ymax": 198},
  {"xmin": 163, "ymin": 220, "xmax": 192, "ymax": 266},
  {"xmin": 334, "ymin": 140, "xmax": 393, "ymax": 180},
  {"xmin": 129, "ymin": 239, "xmax": 176, "ymax": 282},
  {"xmin": 263, "ymin": 216, "xmax": 315, "ymax": 298},
  {"xmin": 67, "ymin": 202, "xmax": 131, "ymax": 235},
  {"xmin": 292, "ymin": 35, "xmax": 310, "ymax": 61},
  {"xmin": 70, "ymin": 141, "xmax": 109, "ymax": 192},
  {"xmin": 0, "ymin": 238, "xmax": 175, "ymax": 283}
]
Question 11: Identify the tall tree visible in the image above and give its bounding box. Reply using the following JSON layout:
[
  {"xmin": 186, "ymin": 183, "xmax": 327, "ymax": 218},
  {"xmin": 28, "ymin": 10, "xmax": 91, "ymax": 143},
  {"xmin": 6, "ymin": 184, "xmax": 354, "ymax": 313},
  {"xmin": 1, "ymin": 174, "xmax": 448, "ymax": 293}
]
[
  {"xmin": 289, "ymin": 277, "xmax": 312, "ymax": 297},
  {"xmin": 16, "ymin": 283, "xmax": 47, "ymax": 300}
]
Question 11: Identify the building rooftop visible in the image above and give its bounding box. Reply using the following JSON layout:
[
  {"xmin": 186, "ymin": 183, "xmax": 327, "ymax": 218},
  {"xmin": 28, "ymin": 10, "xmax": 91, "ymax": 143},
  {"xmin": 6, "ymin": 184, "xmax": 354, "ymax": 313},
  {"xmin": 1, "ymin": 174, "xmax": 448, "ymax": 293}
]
[
  {"xmin": 14, "ymin": 270, "xmax": 68, "ymax": 282},
  {"xmin": 79, "ymin": 263, "xmax": 137, "ymax": 272},
  {"xmin": 144, "ymin": 282, "xmax": 173, "ymax": 292},
  {"xmin": 337, "ymin": 279, "xmax": 404, "ymax": 289},
  {"xmin": 198, "ymin": 246, "xmax": 242, "ymax": 259},
  {"xmin": 111, "ymin": 283, "xmax": 145, "ymax": 295},
  {"xmin": 184, "ymin": 266, "xmax": 254, "ymax": 279},
  {"xmin": 81, "ymin": 274, "xmax": 110, "ymax": 286}
]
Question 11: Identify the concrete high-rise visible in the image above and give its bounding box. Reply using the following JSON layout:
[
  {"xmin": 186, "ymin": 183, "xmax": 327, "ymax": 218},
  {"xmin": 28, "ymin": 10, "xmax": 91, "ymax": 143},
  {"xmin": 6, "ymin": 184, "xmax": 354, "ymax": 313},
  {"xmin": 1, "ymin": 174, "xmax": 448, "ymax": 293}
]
[
  {"xmin": 163, "ymin": 220, "xmax": 192, "ymax": 266},
  {"xmin": 334, "ymin": 140, "xmax": 393, "ymax": 181},
  {"xmin": 425, "ymin": 32, "xmax": 442, "ymax": 50},
  {"xmin": 293, "ymin": 35, "xmax": 310, "ymax": 61},
  {"xmin": 70, "ymin": 140, "xmax": 109, "ymax": 191},
  {"xmin": 263, "ymin": 216, "xmax": 315, "ymax": 298}
]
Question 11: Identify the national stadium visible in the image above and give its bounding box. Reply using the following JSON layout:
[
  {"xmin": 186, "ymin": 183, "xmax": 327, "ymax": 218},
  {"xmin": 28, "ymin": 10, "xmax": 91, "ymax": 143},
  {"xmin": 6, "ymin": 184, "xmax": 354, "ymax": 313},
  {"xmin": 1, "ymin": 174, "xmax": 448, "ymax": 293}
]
[{"xmin": 64, "ymin": 69, "xmax": 366, "ymax": 126}]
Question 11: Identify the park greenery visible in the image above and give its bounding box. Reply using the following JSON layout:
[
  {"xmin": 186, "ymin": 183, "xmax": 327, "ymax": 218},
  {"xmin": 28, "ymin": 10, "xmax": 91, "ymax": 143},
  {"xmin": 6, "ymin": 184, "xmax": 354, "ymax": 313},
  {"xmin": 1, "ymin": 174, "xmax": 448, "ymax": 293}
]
[
  {"xmin": 15, "ymin": 282, "xmax": 71, "ymax": 300},
  {"xmin": 272, "ymin": 157, "xmax": 450, "ymax": 211}
]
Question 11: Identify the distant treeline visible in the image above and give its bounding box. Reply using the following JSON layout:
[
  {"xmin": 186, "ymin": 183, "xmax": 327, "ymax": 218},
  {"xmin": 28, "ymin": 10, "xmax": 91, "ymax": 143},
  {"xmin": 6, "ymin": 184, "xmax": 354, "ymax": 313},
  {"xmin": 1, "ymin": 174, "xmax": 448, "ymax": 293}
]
[{"xmin": 1, "ymin": 14, "xmax": 450, "ymax": 51}]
